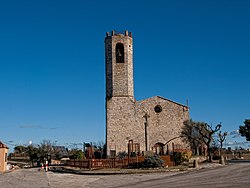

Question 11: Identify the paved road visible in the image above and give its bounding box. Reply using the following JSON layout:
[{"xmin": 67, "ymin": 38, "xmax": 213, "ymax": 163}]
[
  {"xmin": 0, "ymin": 168, "xmax": 100, "ymax": 188},
  {"xmin": 0, "ymin": 168, "xmax": 48, "ymax": 188},
  {"xmin": 89, "ymin": 163, "xmax": 250, "ymax": 188},
  {"xmin": 0, "ymin": 162, "xmax": 250, "ymax": 188}
]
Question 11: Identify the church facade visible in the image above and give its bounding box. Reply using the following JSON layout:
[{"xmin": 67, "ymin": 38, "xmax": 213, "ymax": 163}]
[{"xmin": 105, "ymin": 31, "xmax": 189, "ymax": 157}]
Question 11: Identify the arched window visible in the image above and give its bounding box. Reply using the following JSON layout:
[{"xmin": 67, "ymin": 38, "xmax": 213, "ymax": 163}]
[{"xmin": 116, "ymin": 43, "xmax": 124, "ymax": 63}]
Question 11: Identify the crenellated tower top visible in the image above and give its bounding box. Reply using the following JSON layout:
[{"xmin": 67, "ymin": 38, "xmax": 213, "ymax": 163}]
[{"xmin": 105, "ymin": 30, "xmax": 132, "ymax": 37}]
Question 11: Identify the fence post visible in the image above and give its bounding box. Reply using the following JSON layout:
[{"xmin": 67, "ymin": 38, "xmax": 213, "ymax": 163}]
[
  {"xmin": 172, "ymin": 143, "xmax": 175, "ymax": 166},
  {"xmin": 89, "ymin": 142, "xmax": 93, "ymax": 170},
  {"xmin": 89, "ymin": 159, "xmax": 92, "ymax": 170},
  {"xmin": 136, "ymin": 155, "xmax": 138, "ymax": 168}
]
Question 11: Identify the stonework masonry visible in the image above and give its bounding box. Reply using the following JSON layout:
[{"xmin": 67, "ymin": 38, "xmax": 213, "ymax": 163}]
[
  {"xmin": 105, "ymin": 31, "xmax": 190, "ymax": 157},
  {"xmin": 0, "ymin": 141, "xmax": 8, "ymax": 172},
  {"xmin": 105, "ymin": 32, "xmax": 134, "ymax": 99}
]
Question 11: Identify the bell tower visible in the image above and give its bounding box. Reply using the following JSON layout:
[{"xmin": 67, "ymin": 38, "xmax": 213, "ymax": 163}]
[
  {"xmin": 105, "ymin": 31, "xmax": 136, "ymax": 157},
  {"xmin": 105, "ymin": 30, "xmax": 134, "ymax": 99}
]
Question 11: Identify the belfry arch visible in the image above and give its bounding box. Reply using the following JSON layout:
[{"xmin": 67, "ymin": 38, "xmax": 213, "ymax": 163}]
[{"xmin": 115, "ymin": 43, "xmax": 124, "ymax": 63}]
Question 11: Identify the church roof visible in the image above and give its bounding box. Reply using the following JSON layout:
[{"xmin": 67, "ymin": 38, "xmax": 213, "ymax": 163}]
[
  {"xmin": 0, "ymin": 141, "xmax": 9, "ymax": 149},
  {"xmin": 138, "ymin": 96, "xmax": 189, "ymax": 108}
]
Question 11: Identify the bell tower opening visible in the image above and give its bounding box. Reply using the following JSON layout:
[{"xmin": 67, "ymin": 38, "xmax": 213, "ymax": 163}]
[{"xmin": 116, "ymin": 43, "xmax": 124, "ymax": 63}]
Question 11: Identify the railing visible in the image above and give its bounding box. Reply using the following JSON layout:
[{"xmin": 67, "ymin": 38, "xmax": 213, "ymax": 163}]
[
  {"xmin": 66, "ymin": 155, "xmax": 174, "ymax": 169},
  {"xmin": 9, "ymin": 153, "xmax": 29, "ymax": 160},
  {"xmin": 224, "ymin": 153, "xmax": 250, "ymax": 160}
]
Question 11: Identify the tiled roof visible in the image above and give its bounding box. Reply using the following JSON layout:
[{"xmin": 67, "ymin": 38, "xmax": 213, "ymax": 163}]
[{"xmin": 0, "ymin": 141, "xmax": 9, "ymax": 149}]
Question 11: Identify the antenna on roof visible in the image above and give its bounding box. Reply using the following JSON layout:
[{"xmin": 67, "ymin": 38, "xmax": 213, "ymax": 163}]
[{"xmin": 186, "ymin": 98, "xmax": 189, "ymax": 107}]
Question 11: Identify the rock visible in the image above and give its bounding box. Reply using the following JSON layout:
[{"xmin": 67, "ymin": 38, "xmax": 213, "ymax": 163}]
[{"xmin": 193, "ymin": 160, "xmax": 198, "ymax": 168}]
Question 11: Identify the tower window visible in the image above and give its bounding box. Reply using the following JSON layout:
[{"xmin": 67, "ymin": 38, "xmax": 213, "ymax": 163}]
[{"xmin": 116, "ymin": 43, "xmax": 124, "ymax": 63}]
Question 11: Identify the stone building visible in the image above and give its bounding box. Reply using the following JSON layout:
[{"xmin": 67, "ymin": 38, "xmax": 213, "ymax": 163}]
[
  {"xmin": 0, "ymin": 141, "xmax": 9, "ymax": 172},
  {"xmin": 105, "ymin": 31, "xmax": 189, "ymax": 157}
]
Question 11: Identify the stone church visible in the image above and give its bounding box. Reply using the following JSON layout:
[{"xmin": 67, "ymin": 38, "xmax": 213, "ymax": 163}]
[{"xmin": 105, "ymin": 30, "xmax": 189, "ymax": 157}]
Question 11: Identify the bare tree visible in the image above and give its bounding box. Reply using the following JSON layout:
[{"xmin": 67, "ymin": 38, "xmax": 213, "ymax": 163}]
[
  {"xmin": 182, "ymin": 119, "xmax": 205, "ymax": 155},
  {"xmin": 217, "ymin": 131, "xmax": 227, "ymax": 157},
  {"xmin": 196, "ymin": 122, "xmax": 222, "ymax": 162},
  {"xmin": 39, "ymin": 140, "xmax": 54, "ymax": 157},
  {"xmin": 182, "ymin": 120, "xmax": 222, "ymax": 162},
  {"xmin": 92, "ymin": 141, "xmax": 105, "ymax": 159},
  {"xmin": 39, "ymin": 140, "xmax": 62, "ymax": 161}
]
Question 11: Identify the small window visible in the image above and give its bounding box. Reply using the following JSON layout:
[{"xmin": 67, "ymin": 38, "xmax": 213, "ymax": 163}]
[
  {"xmin": 154, "ymin": 105, "xmax": 162, "ymax": 113},
  {"xmin": 116, "ymin": 43, "xmax": 124, "ymax": 63}
]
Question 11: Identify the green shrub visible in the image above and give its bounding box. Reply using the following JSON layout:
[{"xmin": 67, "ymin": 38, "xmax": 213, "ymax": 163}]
[
  {"xmin": 142, "ymin": 155, "xmax": 164, "ymax": 168},
  {"xmin": 117, "ymin": 151, "xmax": 127, "ymax": 159},
  {"xmin": 174, "ymin": 151, "xmax": 192, "ymax": 165}
]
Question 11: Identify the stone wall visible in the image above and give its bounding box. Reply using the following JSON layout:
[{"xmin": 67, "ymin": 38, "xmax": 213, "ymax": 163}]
[
  {"xmin": 135, "ymin": 96, "xmax": 190, "ymax": 152},
  {"xmin": 0, "ymin": 142, "xmax": 8, "ymax": 172},
  {"xmin": 106, "ymin": 95, "xmax": 190, "ymax": 156},
  {"xmin": 106, "ymin": 97, "xmax": 137, "ymax": 156}
]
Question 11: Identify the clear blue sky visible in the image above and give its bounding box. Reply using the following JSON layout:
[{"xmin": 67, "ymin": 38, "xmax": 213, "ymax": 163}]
[{"xmin": 0, "ymin": 0, "xmax": 249, "ymax": 150}]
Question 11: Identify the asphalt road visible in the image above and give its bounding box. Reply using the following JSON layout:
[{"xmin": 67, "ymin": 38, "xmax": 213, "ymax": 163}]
[
  {"xmin": 0, "ymin": 162, "xmax": 249, "ymax": 188},
  {"xmin": 89, "ymin": 162, "xmax": 250, "ymax": 188}
]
